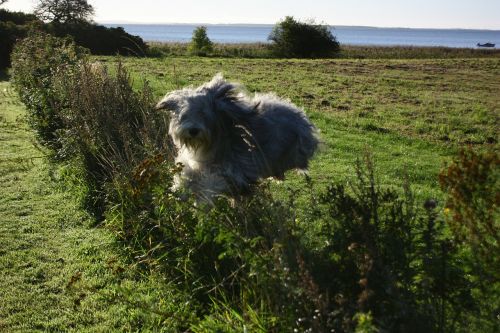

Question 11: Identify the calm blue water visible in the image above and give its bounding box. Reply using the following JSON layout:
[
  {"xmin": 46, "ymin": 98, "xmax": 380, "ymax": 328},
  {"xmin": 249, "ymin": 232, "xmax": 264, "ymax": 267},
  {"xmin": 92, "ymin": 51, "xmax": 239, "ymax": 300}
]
[{"xmin": 105, "ymin": 24, "xmax": 500, "ymax": 49}]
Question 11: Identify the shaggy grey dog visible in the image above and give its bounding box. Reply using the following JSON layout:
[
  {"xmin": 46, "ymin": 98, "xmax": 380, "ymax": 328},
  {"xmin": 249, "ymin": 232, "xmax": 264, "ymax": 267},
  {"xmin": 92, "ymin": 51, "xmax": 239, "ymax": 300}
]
[{"xmin": 156, "ymin": 74, "xmax": 318, "ymax": 201}]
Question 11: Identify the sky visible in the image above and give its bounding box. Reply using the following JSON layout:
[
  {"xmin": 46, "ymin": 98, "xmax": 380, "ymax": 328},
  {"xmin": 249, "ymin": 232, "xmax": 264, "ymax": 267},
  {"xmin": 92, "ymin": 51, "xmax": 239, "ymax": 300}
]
[{"xmin": 3, "ymin": 0, "xmax": 500, "ymax": 30}]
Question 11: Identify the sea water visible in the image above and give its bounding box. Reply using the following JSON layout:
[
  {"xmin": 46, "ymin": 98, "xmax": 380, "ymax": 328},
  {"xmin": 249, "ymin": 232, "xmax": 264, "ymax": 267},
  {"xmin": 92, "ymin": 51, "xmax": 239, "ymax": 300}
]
[{"xmin": 105, "ymin": 24, "xmax": 500, "ymax": 48}]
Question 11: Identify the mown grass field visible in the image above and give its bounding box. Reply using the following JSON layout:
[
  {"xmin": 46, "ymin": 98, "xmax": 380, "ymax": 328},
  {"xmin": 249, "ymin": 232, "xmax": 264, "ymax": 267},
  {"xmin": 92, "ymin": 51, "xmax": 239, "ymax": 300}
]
[{"xmin": 1, "ymin": 53, "xmax": 499, "ymax": 330}]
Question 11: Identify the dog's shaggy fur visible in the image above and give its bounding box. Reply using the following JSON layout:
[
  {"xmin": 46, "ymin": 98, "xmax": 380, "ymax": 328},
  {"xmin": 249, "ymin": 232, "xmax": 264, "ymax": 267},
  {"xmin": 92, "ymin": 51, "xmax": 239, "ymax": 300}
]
[{"xmin": 156, "ymin": 74, "xmax": 318, "ymax": 201}]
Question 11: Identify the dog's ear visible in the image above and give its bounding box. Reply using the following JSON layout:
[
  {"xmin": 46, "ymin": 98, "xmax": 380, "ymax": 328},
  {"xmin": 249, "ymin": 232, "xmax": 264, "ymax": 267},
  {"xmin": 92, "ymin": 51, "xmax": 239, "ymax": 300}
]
[
  {"xmin": 204, "ymin": 73, "xmax": 240, "ymax": 101},
  {"xmin": 156, "ymin": 93, "xmax": 181, "ymax": 113},
  {"xmin": 203, "ymin": 73, "xmax": 249, "ymax": 121}
]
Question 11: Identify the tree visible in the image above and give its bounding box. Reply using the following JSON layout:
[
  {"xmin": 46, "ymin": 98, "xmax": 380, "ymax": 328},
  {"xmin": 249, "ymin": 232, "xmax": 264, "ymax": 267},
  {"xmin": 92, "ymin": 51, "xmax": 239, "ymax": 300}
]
[
  {"xmin": 268, "ymin": 16, "xmax": 340, "ymax": 58},
  {"xmin": 34, "ymin": 0, "xmax": 94, "ymax": 24},
  {"xmin": 0, "ymin": 1, "xmax": 8, "ymax": 6},
  {"xmin": 188, "ymin": 26, "xmax": 213, "ymax": 56}
]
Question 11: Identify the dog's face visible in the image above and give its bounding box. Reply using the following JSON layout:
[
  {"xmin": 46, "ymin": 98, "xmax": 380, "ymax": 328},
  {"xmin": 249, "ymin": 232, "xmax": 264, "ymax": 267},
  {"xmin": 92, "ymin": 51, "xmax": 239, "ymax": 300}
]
[
  {"xmin": 162, "ymin": 91, "xmax": 215, "ymax": 151},
  {"xmin": 156, "ymin": 74, "xmax": 243, "ymax": 152}
]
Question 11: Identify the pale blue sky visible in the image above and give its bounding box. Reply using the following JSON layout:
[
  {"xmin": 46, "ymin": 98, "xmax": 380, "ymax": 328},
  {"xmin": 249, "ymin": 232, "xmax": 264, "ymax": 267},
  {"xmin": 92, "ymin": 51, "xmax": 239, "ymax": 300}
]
[{"xmin": 4, "ymin": 0, "xmax": 500, "ymax": 29}]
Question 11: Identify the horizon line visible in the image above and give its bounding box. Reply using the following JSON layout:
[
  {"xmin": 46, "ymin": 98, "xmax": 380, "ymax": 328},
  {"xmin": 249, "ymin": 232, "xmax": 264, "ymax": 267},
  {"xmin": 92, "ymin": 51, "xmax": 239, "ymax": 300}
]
[{"xmin": 97, "ymin": 21, "xmax": 500, "ymax": 31}]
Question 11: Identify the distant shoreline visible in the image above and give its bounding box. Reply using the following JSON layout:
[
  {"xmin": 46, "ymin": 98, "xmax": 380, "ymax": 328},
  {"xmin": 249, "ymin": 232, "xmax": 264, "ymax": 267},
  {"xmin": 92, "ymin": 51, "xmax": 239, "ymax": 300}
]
[{"xmin": 100, "ymin": 22, "xmax": 500, "ymax": 32}]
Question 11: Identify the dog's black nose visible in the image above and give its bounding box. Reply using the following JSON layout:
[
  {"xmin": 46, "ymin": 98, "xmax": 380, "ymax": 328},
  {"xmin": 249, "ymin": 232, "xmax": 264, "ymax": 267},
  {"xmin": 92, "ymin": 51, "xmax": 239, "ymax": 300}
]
[{"xmin": 189, "ymin": 128, "xmax": 200, "ymax": 137}]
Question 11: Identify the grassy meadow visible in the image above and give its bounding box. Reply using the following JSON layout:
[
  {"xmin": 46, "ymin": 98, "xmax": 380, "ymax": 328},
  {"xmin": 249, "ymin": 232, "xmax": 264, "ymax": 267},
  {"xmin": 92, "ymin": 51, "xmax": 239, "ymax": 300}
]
[
  {"xmin": 101, "ymin": 55, "xmax": 499, "ymax": 200},
  {"xmin": 2, "ymin": 47, "xmax": 499, "ymax": 331}
]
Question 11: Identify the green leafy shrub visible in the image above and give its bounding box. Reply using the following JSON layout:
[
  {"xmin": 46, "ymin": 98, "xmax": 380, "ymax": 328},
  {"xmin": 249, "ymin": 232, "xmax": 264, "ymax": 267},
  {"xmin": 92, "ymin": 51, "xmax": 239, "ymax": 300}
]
[
  {"xmin": 268, "ymin": 16, "xmax": 340, "ymax": 58},
  {"xmin": 54, "ymin": 61, "xmax": 170, "ymax": 216},
  {"xmin": 48, "ymin": 21, "xmax": 148, "ymax": 56},
  {"xmin": 32, "ymin": 0, "xmax": 146, "ymax": 56},
  {"xmin": 311, "ymin": 155, "xmax": 475, "ymax": 332},
  {"xmin": 1, "ymin": 7, "xmax": 146, "ymax": 70},
  {"xmin": 11, "ymin": 30, "xmax": 87, "ymax": 149},
  {"xmin": 188, "ymin": 26, "xmax": 214, "ymax": 56},
  {"xmin": 11, "ymin": 31, "xmax": 166, "ymax": 216},
  {"xmin": 107, "ymin": 162, "xmax": 305, "ymax": 331}
]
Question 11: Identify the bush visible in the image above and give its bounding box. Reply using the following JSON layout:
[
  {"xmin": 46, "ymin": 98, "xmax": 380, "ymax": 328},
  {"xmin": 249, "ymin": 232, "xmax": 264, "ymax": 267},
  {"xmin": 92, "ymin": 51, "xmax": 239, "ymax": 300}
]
[
  {"xmin": 48, "ymin": 21, "xmax": 149, "ymax": 56},
  {"xmin": 1, "ymin": 8, "xmax": 147, "ymax": 70},
  {"xmin": 311, "ymin": 155, "xmax": 476, "ymax": 332},
  {"xmin": 188, "ymin": 26, "xmax": 214, "ymax": 56},
  {"xmin": 11, "ymin": 31, "xmax": 163, "ymax": 216},
  {"xmin": 11, "ymin": 31, "xmax": 87, "ymax": 149},
  {"xmin": 0, "ymin": 8, "xmax": 38, "ymax": 25},
  {"xmin": 107, "ymin": 161, "xmax": 304, "ymax": 331},
  {"xmin": 268, "ymin": 16, "xmax": 340, "ymax": 58},
  {"xmin": 55, "ymin": 61, "xmax": 170, "ymax": 215}
]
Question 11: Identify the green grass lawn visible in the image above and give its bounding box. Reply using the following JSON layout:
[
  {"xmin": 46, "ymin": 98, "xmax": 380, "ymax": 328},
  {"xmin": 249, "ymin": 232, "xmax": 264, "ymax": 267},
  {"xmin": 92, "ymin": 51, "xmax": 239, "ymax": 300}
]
[{"xmin": 0, "ymin": 81, "xmax": 192, "ymax": 331}]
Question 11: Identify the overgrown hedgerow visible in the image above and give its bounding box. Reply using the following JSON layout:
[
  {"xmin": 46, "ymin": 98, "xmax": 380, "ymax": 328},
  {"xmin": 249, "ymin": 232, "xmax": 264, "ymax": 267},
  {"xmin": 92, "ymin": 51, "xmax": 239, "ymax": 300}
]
[
  {"xmin": 10, "ymin": 32, "xmax": 499, "ymax": 332},
  {"xmin": 11, "ymin": 30, "xmax": 87, "ymax": 150},
  {"xmin": 56, "ymin": 61, "xmax": 171, "ymax": 216},
  {"xmin": 11, "ymin": 31, "xmax": 169, "ymax": 216}
]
